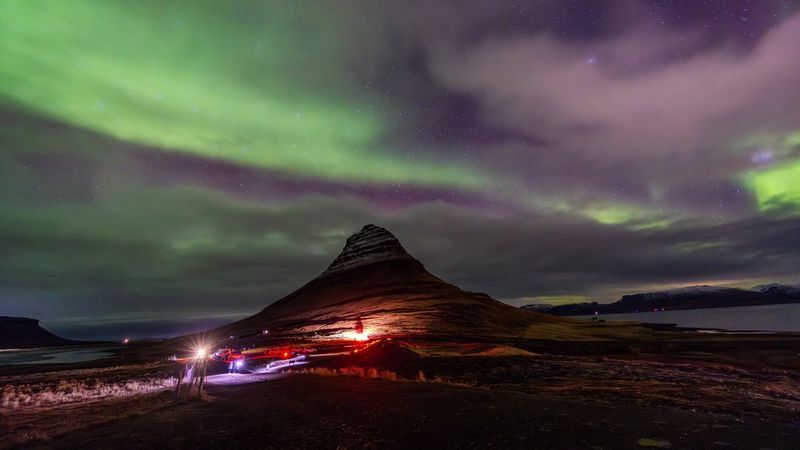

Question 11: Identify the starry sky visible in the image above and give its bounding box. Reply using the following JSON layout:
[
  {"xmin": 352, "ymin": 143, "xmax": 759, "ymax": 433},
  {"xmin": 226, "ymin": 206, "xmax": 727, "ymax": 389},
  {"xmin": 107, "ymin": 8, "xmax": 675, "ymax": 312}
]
[{"xmin": 3, "ymin": 0, "xmax": 800, "ymax": 339}]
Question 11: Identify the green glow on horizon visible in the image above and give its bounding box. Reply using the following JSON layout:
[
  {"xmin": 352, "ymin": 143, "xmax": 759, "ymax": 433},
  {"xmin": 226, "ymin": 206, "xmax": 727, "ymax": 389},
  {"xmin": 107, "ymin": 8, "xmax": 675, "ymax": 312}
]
[
  {"xmin": 0, "ymin": 1, "xmax": 485, "ymax": 188},
  {"xmin": 673, "ymin": 241, "xmax": 725, "ymax": 253},
  {"xmin": 522, "ymin": 197, "xmax": 677, "ymax": 229},
  {"xmin": 581, "ymin": 203, "xmax": 675, "ymax": 229},
  {"xmin": 0, "ymin": 186, "xmax": 332, "ymax": 294},
  {"xmin": 519, "ymin": 295, "xmax": 591, "ymax": 306},
  {"xmin": 731, "ymin": 130, "xmax": 800, "ymax": 212},
  {"xmin": 787, "ymin": 133, "xmax": 800, "ymax": 148},
  {"xmin": 733, "ymin": 131, "xmax": 800, "ymax": 151}
]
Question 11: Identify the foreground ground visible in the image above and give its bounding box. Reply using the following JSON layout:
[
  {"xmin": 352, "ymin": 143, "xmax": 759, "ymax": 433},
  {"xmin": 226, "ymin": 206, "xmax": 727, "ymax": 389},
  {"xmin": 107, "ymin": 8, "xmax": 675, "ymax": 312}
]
[
  {"xmin": 2, "ymin": 337, "xmax": 800, "ymax": 449},
  {"xmin": 38, "ymin": 375, "xmax": 800, "ymax": 449}
]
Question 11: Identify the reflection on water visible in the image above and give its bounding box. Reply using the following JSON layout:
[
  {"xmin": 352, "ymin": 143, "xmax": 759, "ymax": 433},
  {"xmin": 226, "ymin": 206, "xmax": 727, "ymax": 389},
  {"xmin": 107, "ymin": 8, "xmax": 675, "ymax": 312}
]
[
  {"xmin": 0, "ymin": 346, "xmax": 118, "ymax": 365},
  {"xmin": 577, "ymin": 303, "xmax": 800, "ymax": 332}
]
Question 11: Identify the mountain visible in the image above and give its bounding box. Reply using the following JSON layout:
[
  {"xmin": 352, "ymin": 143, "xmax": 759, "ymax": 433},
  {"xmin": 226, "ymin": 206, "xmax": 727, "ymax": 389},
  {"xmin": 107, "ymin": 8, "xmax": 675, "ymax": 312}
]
[
  {"xmin": 213, "ymin": 224, "xmax": 623, "ymax": 341},
  {"xmin": 529, "ymin": 284, "xmax": 800, "ymax": 316},
  {"xmin": 0, "ymin": 316, "xmax": 73, "ymax": 349},
  {"xmin": 520, "ymin": 304, "xmax": 555, "ymax": 312},
  {"xmin": 615, "ymin": 286, "xmax": 750, "ymax": 308},
  {"xmin": 753, "ymin": 283, "xmax": 800, "ymax": 296}
]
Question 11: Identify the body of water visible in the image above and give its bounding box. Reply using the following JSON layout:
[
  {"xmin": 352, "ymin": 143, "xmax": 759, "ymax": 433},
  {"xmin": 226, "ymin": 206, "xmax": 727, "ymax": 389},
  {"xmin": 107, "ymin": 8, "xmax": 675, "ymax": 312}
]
[
  {"xmin": 0, "ymin": 346, "xmax": 118, "ymax": 366},
  {"xmin": 577, "ymin": 303, "xmax": 800, "ymax": 332}
]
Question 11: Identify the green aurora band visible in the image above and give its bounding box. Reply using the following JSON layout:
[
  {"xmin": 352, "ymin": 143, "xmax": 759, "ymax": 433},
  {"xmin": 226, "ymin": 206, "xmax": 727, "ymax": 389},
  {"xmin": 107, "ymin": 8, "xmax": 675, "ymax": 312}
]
[
  {"xmin": 737, "ymin": 131, "xmax": 800, "ymax": 212},
  {"xmin": 745, "ymin": 159, "xmax": 800, "ymax": 212},
  {"xmin": 0, "ymin": 0, "xmax": 485, "ymax": 188},
  {"xmin": 5, "ymin": 0, "xmax": 797, "ymax": 226}
]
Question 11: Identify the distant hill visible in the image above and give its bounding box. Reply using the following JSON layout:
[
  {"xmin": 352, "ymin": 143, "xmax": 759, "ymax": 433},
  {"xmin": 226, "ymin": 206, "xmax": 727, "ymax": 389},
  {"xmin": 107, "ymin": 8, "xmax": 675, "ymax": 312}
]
[
  {"xmin": 519, "ymin": 304, "xmax": 555, "ymax": 313},
  {"xmin": 524, "ymin": 284, "xmax": 800, "ymax": 316},
  {"xmin": 752, "ymin": 283, "xmax": 800, "ymax": 297},
  {"xmin": 210, "ymin": 224, "xmax": 637, "ymax": 341},
  {"xmin": 0, "ymin": 316, "xmax": 74, "ymax": 349}
]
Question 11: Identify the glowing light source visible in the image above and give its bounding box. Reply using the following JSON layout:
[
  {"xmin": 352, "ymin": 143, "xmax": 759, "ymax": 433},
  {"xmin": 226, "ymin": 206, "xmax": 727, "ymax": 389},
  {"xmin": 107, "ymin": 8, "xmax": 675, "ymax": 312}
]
[
  {"xmin": 194, "ymin": 346, "xmax": 209, "ymax": 359},
  {"xmin": 341, "ymin": 330, "xmax": 371, "ymax": 341}
]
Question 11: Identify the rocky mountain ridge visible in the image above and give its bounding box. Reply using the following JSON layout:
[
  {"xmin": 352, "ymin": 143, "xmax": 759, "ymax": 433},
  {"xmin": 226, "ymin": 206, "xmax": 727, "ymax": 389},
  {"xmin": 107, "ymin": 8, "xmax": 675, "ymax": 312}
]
[
  {"xmin": 322, "ymin": 224, "xmax": 414, "ymax": 276},
  {"xmin": 524, "ymin": 283, "xmax": 800, "ymax": 316}
]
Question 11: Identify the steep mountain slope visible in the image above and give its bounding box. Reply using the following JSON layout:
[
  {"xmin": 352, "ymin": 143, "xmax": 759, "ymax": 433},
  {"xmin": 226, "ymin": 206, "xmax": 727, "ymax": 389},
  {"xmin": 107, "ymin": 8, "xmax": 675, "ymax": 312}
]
[
  {"xmin": 0, "ymin": 316, "xmax": 73, "ymax": 349},
  {"xmin": 216, "ymin": 225, "xmax": 630, "ymax": 341}
]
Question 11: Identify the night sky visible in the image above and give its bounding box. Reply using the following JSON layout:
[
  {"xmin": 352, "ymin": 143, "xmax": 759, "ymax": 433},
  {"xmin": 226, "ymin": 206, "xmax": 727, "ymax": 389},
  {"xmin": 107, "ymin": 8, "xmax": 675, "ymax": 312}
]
[{"xmin": 3, "ymin": 1, "xmax": 800, "ymax": 340}]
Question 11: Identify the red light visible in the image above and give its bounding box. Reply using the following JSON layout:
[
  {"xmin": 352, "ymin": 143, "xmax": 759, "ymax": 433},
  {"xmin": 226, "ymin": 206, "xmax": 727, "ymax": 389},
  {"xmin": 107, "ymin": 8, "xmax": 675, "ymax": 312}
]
[{"xmin": 283, "ymin": 352, "xmax": 289, "ymax": 358}]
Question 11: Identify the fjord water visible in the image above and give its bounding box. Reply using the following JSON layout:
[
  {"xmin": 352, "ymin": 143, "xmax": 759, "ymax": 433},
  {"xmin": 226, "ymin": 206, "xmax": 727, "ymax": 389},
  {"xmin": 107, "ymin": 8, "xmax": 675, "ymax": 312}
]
[
  {"xmin": 0, "ymin": 346, "xmax": 117, "ymax": 366},
  {"xmin": 579, "ymin": 303, "xmax": 800, "ymax": 332}
]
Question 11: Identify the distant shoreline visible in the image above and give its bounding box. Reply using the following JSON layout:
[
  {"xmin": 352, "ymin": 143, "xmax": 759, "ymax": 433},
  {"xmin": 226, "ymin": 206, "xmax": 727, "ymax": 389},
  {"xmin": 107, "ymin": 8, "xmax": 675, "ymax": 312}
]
[{"xmin": 573, "ymin": 303, "xmax": 800, "ymax": 334}]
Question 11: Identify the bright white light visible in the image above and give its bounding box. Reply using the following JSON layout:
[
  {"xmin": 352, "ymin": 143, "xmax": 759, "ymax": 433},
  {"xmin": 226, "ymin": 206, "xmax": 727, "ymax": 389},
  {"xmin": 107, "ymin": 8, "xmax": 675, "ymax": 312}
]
[
  {"xmin": 194, "ymin": 347, "xmax": 208, "ymax": 359},
  {"xmin": 341, "ymin": 330, "xmax": 370, "ymax": 341},
  {"xmin": 235, "ymin": 360, "xmax": 244, "ymax": 368}
]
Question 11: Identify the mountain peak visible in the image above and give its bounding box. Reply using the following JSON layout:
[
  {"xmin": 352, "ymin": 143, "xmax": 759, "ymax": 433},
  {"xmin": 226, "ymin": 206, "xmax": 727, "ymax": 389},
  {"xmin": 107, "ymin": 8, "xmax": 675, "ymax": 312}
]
[
  {"xmin": 322, "ymin": 224, "xmax": 414, "ymax": 276},
  {"xmin": 216, "ymin": 223, "xmax": 591, "ymax": 341}
]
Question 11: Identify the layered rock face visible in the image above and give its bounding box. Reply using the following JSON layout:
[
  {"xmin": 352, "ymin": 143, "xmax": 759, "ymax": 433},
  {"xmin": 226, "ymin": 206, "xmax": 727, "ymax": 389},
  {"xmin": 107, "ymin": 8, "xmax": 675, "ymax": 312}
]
[
  {"xmin": 322, "ymin": 225, "xmax": 413, "ymax": 276},
  {"xmin": 217, "ymin": 224, "xmax": 619, "ymax": 341},
  {"xmin": 0, "ymin": 316, "xmax": 72, "ymax": 349}
]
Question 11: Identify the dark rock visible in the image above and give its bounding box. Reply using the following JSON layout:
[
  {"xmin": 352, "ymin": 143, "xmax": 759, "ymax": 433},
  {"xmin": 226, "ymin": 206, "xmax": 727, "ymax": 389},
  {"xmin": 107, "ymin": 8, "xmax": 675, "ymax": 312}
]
[
  {"xmin": 0, "ymin": 316, "xmax": 73, "ymax": 349},
  {"xmin": 323, "ymin": 224, "xmax": 413, "ymax": 276}
]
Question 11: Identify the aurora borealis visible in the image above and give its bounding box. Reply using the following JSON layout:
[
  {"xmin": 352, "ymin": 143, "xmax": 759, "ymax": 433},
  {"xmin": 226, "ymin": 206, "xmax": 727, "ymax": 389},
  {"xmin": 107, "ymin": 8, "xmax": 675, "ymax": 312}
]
[{"xmin": 2, "ymin": 1, "xmax": 800, "ymax": 339}]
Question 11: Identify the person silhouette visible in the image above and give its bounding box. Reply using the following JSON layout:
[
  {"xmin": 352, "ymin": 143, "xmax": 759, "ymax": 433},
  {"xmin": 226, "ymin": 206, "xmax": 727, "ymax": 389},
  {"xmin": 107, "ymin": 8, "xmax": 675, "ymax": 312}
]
[{"xmin": 355, "ymin": 317, "xmax": 364, "ymax": 335}]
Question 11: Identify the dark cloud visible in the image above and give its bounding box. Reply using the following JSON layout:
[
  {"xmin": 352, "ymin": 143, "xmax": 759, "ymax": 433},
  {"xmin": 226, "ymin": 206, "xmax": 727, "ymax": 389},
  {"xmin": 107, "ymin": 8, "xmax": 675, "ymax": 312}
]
[
  {"xmin": 336, "ymin": 1, "xmax": 800, "ymax": 216},
  {"xmin": 3, "ymin": 185, "xmax": 800, "ymax": 337},
  {"xmin": 428, "ymin": 13, "xmax": 800, "ymax": 185},
  {"xmin": 387, "ymin": 205, "xmax": 800, "ymax": 301}
]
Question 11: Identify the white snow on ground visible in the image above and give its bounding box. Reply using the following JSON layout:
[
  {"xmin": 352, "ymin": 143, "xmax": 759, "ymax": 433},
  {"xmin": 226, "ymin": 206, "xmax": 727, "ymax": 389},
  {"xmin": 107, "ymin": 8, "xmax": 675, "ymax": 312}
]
[
  {"xmin": 1, "ymin": 377, "xmax": 177, "ymax": 410},
  {"xmin": 0, "ymin": 353, "xmax": 316, "ymax": 411},
  {"xmin": 1, "ymin": 366, "xmax": 292, "ymax": 411},
  {"xmin": 203, "ymin": 372, "xmax": 285, "ymax": 385}
]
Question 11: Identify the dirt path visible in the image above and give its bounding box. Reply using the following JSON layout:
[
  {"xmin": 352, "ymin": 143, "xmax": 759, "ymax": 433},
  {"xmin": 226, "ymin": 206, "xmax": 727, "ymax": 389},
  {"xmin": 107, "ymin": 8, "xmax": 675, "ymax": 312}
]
[{"xmin": 47, "ymin": 375, "xmax": 798, "ymax": 450}]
